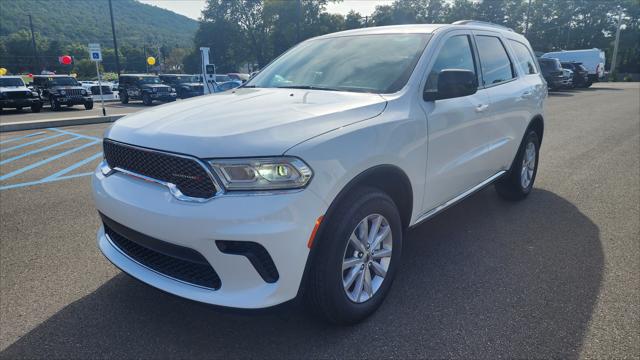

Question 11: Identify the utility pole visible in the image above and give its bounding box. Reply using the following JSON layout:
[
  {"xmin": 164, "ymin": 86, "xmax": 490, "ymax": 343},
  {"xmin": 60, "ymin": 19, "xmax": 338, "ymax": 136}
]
[
  {"xmin": 108, "ymin": 0, "xmax": 121, "ymax": 76},
  {"xmin": 524, "ymin": 0, "xmax": 532, "ymax": 35},
  {"xmin": 143, "ymin": 44, "xmax": 148, "ymax": 73},
  {"xmin": 28, "ymin": 15, "xmax": 39, "ymax": 73},
  {"xmin": 610, "ymin": 8, "xmax": 623, "ymax": 78},
  {"xmin": 296, "ymin": 0, "xmax": 301, "ymax": 43}
]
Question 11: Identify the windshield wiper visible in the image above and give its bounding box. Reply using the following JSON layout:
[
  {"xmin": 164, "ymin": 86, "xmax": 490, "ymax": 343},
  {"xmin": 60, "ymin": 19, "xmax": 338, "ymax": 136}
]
[{"xmin": 276, "ymin": 85, "xmax": 345, "ymax": 92}]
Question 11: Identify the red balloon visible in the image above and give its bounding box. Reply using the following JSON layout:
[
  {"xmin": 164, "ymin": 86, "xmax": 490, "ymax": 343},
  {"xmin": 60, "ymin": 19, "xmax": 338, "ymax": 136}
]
[
  {"xmin": 61, "ymin": 55, "xmax": 72, "ymax": 65},
  {"xmin": 27, "ymin": 73, "xmax": 33, "ymax": 78}
]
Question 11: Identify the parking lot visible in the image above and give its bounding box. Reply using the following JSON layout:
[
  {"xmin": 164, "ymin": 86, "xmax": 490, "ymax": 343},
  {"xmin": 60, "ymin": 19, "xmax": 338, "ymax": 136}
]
[
  {"xmin": 0, "ymin": 82, "xmax": 638, "ymax": 358},
  {"xmin": 0, "ymin": 101, "xmax": 146, "ymax": 125}
]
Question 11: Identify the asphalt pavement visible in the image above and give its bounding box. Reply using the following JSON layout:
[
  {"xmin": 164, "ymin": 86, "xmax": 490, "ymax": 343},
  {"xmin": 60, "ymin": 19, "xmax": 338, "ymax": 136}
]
[
  {"xmin": 0, "ymin": 101, "xmax": 146, "ymax": 125},
  {"xmin": 0, "ymin": 82, "xmax": 638, "ymax": 359}
]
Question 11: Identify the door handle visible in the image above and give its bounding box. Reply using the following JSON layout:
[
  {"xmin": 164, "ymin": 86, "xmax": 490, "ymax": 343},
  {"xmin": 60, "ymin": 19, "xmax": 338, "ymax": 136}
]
[
  {"xmin": 475, "ymin": 104, "xmax": 489, "ymax": 113},
  {"xmin": 521, "ymin": 91, "xmax": 533, "ymax": 98}
]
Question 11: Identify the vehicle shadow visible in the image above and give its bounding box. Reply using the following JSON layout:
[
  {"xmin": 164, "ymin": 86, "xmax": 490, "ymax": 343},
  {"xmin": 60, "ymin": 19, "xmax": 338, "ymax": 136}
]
[{"xmin": 0, "ymin": 188, "xmax": 603, "ymax": 359}]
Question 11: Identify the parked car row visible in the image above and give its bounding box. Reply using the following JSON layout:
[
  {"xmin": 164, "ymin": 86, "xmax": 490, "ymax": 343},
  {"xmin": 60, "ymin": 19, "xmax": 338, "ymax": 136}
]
[{"xmin": 539, "ymin": 58, "xmax": 592, "ymax": 91}]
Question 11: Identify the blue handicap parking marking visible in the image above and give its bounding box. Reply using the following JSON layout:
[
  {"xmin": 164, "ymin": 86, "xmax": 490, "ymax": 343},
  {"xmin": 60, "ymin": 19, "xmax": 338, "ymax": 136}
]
[{"xmin": 0, "ymin": 128, "xmax": 104, "ymax": 191}]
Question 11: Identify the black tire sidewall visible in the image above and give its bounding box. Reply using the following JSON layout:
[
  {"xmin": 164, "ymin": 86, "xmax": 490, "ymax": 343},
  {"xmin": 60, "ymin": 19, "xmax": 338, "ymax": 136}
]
[
  {"xmin": 120, "ymin": 92, "xmax": 128, "ymax": 104},
  {"xmin": 311, "ymin": 188, "xmax": 403, "ymax": 323},
  {"xmin": 50, "ymin": 98, "xmax": 59, "ymax": 111}
]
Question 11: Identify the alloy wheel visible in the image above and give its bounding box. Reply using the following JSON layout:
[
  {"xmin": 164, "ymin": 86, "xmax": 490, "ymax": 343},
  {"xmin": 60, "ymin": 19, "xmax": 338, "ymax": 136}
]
[
  {"xmin": 342, "ymin": 214, "xmax": 392, "ymax": 303},
  {"xmin": 521, "ymin": 141, "xmax": 536, "ymax": 189}
]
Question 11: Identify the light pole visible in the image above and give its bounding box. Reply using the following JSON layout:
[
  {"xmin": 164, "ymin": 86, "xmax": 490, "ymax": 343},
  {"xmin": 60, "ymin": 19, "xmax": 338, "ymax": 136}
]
[
  {"xmin": 28, "ymin": 15, "xmax": 39, "ymax": 73},
  {"xmin": 108, "ymin": 0, "xmax": 121, "ymax": 76},
  {"xmin": 610, "ymin": 8, "xmax": 624, "ymax": 79}
]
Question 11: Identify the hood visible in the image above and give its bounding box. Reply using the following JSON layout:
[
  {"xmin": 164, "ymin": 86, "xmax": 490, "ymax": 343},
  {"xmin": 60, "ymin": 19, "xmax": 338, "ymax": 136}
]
[
  {"xmin": 51, "ymin": 85, "xmax": 84, "ymax": 91},
  {"xmin": 178, "ymin": 83, "xmax": 203, "ymax": 87},
  {"xmin": 141, "ymin": 84, "xmax": 170, "ymax": 89},
  {"xmin": 0, "ymin": 86, "xmax": 30, "ymax": 93},
  {"xmin": 106, "ymin": 88, "xmax": 387, "ymax": 158}
]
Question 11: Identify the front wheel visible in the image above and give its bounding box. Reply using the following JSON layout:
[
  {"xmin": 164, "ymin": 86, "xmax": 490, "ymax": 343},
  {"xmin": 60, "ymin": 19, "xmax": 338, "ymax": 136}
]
[
  {"xmin": 120, "ymin": 92, "xmax": 129, "ymax": 104},
  {"xmin": 84, "ymin": 101, "xmax": 94, "ymax": 110},
  {"xmin": 304, "ymin": 187, "xmax": 402, "ymax": 324},
  {"xmin": 142, "ymin": 93, "xmax": 153, "ymax": 106},
  {"xmin": 49, "ymin": 98, "xmax": 60, "ymax": 111},
  {"xmin": 495, "ymin": 130, "xmax": 540, "ymax": 200}
]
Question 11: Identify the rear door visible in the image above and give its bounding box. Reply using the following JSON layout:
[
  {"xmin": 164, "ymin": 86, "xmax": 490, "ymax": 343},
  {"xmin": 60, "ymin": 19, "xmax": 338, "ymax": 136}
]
[
  {"xmin": 419, "ymin": 30, "xmax": 494, "ymax": 211},
  {"xmin": 472, "ymin": 31, "xmax": 531, "ymax": 173}
]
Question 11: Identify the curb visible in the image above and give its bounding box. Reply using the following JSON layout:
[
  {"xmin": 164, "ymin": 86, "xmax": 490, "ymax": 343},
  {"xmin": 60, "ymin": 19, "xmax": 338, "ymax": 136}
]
[{"xmin": 1, "ymin": 115, "xmax": 125, "ymax": 132}]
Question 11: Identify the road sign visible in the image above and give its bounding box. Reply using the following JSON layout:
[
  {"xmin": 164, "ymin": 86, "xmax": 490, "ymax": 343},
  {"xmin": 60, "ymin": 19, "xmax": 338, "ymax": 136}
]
[{"xmin": 88, "ymin": 43, "xmax": 102, "ymax": 62}]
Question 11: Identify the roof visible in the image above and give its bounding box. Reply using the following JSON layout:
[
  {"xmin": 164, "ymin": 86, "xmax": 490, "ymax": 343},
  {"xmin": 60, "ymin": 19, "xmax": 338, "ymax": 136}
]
[
  {"xmin": 119, "ymin": 74, "xmax": 157, "ymax": 77},
  {"xmin": 314, "ymin": 21, "xmax": 523, "ymax": 40},
  {"xmin": 33, "ymin": 74, "xmax": 74, "ymax": 77}
]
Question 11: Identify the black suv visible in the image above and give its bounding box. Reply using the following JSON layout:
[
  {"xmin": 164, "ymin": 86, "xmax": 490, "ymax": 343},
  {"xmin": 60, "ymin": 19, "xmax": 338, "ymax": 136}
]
[
  {"xmin": 0, "ymin": 76, "xmax": 42, "ymax": 113},
  {"xmin": 118, "ymin": 74, "xmax": 176, "ymax": 106},
  {"xmin": 538, "ymin": 58, "xmax": 565, "ymax": 90},
  {"xmin": 159, "ymin": 74, "xmax": 204, "ymax": 99},
  {"xmin": 561, "ymin": 62, "xmax": 589, "ymax": 88},
  {"xmin": 32, "ymin": 75, "xmax": 93, "ymax": 111}
]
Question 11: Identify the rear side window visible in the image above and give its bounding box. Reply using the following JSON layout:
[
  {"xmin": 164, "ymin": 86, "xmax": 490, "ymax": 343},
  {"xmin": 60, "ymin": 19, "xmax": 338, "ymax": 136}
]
[
  {"xmin": 425, "ymin": 35, "xmax": 476, "ymax": 92},
  {"xmin": 509, "ymin": 40, "xmax": 538, "ymax": 75},
  {"xmin": 476, "ymin": 35, "xmax": 515, "ymax": 85}
]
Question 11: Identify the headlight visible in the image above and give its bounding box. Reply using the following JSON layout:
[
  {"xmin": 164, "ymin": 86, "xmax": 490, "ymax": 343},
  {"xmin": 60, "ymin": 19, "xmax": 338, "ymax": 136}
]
[
  {"xmin": 153, "ymin": 88, "xmax": 158, "ymax": 93},
  {"xmin": 209, "ymin": 157, "xmax": 313, "ymax": 191},
  {"xmin": 81, "ymin": 89, "xmax": 87, "ymax": 95},
  {"xmin": 171, "ymin": 87, "xmax": 176, "ymax": 92},
  {"xmin": 60, "ymin": 90, "xmax": 66, "ymax": 95}
]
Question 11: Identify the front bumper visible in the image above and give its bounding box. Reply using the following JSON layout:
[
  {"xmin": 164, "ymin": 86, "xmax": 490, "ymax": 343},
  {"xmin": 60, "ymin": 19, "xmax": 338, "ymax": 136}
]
[
  {"xmin": 56, "ymin": 95, "xmax": 92, "ymax": 105},
  {"xmin": 92, "ymin": 167, "xmax": 327, "ymax": 308},
  {"xmin": 0, "ymin": 98, "xmax": 41, "ymax": 108},
  {"xmin": 150, "ymin": 93, "xmax": 177, "ymax": 101}
]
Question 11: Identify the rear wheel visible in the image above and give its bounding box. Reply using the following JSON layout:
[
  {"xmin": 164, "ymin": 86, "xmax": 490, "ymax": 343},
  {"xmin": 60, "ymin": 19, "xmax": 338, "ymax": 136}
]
[
  {"xmin": 495, "ymin": 130, "xmax": 540, "ymax": 200},
  {"xmin": 84, "ymin": 101, "xmax": 94, "ymax": 110},
  {"xmin": 120, "ymin": 92, "xmax": 129, "ymax": 104},
  {"xmin": 304, "ymin": 187, "xmax": 402, "ymax": 324},
  {"xmin": 31, "ymin": 103, "xmax": 42, "ymax": 113}
]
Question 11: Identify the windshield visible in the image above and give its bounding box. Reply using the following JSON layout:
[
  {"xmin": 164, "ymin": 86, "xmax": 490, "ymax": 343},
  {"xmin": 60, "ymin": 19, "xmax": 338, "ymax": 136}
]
[
  {"xmin": 540, "ymin": 59, "xmax": 561, "ymax": 72},
  {"xmin": 246, "ymin": 33, "xmax": 430, "ymax": 93},
  {"xmin": 0, "ymin": 78, "xmax": 25, "ymax": 87},
  {"xmin": 47, "ymin": 77, "xmax": 79, "ymax": 86},
  {"xmin": 137, "ymin": 77, "xmax": 162, "ymax": 85},
  {"xmin": 215, "ymin": 75, "xmax": 231, "ymax": 83},
  {"xmin": 166, "ymin": 75, "xmax": 201, "ymax": 83}
]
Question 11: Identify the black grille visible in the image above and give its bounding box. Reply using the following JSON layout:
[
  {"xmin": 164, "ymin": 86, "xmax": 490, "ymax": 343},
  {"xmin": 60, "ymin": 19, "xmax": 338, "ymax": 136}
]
[
  {"xmin": 156, "ymin": 87, "xmax": 170, "ymax": 93},
  {"xmin": 65, "ymin": 88, "xmax": 83, "ymax": 96},
  {"xmin": 216, "ymin": 240, "xmax": 279, "ymax": 283},
  {"xmin": 103, "ymin": 139, "xmax": 217, "ymax": 199},
  {"xmin": 102, "ymin": 214, "xmax": 221, "ymax": 290},
  {"xmin": 6, "ymin": 91, "xmax": 31, "ymax": 99}
]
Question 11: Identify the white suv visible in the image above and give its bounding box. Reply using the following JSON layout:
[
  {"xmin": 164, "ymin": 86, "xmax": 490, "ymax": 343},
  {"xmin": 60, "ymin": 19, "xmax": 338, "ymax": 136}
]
[{"xmin": 93, "ymin": 21, "xmax": 546, "ymax": 323}]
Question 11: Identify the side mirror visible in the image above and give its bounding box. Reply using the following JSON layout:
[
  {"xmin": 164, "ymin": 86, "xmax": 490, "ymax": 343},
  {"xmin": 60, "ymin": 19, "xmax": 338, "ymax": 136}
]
[{"xmin": 424, "ymin": 69, "xmax": 478, "ymax": 101}]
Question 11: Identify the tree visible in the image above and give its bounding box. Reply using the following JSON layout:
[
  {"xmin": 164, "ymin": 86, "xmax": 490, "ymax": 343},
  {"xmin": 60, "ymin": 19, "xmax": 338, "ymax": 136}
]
[{"xmin": 344, "ymin": 10, "xmax": 363, "ymax": 29}]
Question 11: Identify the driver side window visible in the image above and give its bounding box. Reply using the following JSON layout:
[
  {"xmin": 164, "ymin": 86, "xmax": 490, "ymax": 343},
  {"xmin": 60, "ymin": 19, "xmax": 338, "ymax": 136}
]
[{"xmin": 425, "ymin": 35, "xmax": 477, "ymax": 92}]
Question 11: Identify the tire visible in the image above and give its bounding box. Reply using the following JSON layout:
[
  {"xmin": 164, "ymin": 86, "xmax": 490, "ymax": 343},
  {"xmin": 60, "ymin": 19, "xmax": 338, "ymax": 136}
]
[
  {"xmin": 16, "ymin": 106, "xmax": 22, "ymax": 112},
  {"xmin": 178, "ymin": 89, "xmax": 186, "ymax": 99},
  {"xmin": 31, "ymin": 103, "xmax": 42, "ymax": 113},
  {"xmin": 304, "ymin": 186, "xmax": 403, "ymax": 324},
  {"xmin": 142, "ymin": 93, "xmax": 153, "ymax": 106},
  {"xmin": 84, "ymin": 102, "xmax": 94, "ymax": 110},
  {"xmin": 120, "ymin": 92, "xmax": 129, "ymax": 104},
  {"xmin": 495, "ymin": 130, "xmax": 540, "ymax": 201},
  {"xmin": 50, "ymin": 98, "xmax": 60, "ymax": 111}
]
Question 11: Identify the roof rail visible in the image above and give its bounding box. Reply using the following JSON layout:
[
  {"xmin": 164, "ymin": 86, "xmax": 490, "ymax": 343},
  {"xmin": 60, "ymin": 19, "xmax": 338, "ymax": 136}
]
[{"xmin": 452, "ymin": 20, "xmax": 514, "ymax": 32}]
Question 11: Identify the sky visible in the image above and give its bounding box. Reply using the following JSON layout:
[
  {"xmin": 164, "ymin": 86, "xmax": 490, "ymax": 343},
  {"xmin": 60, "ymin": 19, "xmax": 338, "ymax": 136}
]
[{"xmin": 138, "ymin": 0, "xmax": 394, "ymax": 20}]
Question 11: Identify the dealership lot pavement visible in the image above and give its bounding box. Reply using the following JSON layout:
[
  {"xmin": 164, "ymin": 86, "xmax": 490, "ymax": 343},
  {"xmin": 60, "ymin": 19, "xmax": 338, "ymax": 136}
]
[
  {"xmin": 0, "ymin": 102, "xmax": 146, "ymax": 125},
  {"xmin": 0, "ymin": 83, "xmax": 638, "ymax": 359}
]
